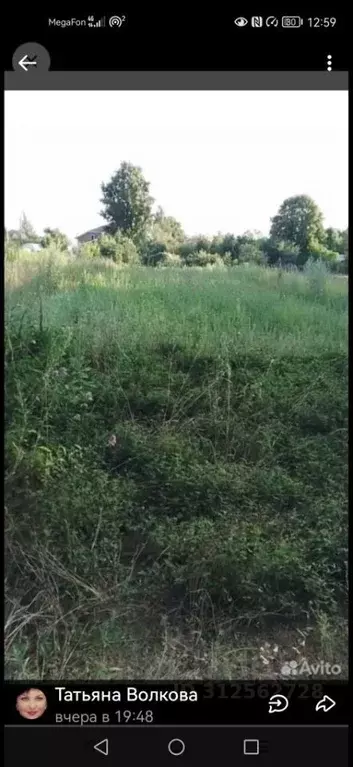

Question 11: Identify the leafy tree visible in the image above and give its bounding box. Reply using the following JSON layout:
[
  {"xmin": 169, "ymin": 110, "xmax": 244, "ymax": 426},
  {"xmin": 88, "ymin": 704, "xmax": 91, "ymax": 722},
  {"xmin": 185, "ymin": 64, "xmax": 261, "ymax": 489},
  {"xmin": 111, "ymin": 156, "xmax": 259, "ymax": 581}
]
[
  {"xmin": 41, "ymin": 227, "xmax": 70, "ymax": 251},
  {"xmin": 211, "ymin": 233, "xmax": 238, "ymax": 261},
  {"xmin": 237, "ymin": 240, "xmax": 265, "ymax": 264},
  {"xmin": 100, "ymin": 162, "xmax": 154, "ymax": 244},
  {"xmin": 8, "ymin": 213, "xmax": 39, "ymax": 245},
  {"xmin": 178, "ymin": 236, "xmax": 211, "ymax": 260},
  {"xmin": 150, "ymin": 210, "xmax": 185, "ymax": 251},
  {"xmin": 18, "ymin": 212, "xmax": 39, "ymax": 243},
  {"xmin": 270, "ymin": 195, "xmax": 325, "ymax": 254},
  {"xmin": 325, "ymin": 227, "xmax": 348, "ymax": 256}
]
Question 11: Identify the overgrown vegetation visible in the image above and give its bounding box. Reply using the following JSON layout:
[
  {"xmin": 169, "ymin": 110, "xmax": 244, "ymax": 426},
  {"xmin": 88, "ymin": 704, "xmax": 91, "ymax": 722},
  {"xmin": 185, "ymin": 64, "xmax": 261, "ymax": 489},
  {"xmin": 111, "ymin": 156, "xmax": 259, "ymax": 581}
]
[
  {"xmin": 6, "ymin": 165, "xmax": 348, "ymax": 274},
  {"xmin": 5, "ymin": 248, "xmax": 348, "ymax": 679}
]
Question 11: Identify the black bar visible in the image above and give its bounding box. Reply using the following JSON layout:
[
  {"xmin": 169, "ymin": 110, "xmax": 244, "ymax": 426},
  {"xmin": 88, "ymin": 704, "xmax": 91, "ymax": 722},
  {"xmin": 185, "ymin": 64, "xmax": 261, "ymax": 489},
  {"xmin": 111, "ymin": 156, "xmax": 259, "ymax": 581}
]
[
  {"xmin": 5, "ymin": 681, "xmax": 349, "ymax": 725},
  {"xmin": 4, "ymin": 724, "xmax": 349, "ymax": 767},
  {"xmin": 4, "ymin": 10, "xmax": 349, "ymax": 71}
]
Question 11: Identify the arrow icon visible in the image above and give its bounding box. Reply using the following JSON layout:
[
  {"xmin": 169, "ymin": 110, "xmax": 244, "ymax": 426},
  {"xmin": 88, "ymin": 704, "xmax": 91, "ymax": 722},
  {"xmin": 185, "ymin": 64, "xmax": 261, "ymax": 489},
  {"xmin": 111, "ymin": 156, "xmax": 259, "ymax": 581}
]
[
  {"xmin": 18, "ymin": 54, "xmax": 37, "ymax": 72},
  {"xmin": 94, "ymin": 738, "xmax": 109, "ymax": 756},
  {"xmin": 268, "ymin": 694, "xmax": 289, "ymax": 713},
  {"xmin": 315, "ymin": 695, "xmax": 336, "ymax": 713}
]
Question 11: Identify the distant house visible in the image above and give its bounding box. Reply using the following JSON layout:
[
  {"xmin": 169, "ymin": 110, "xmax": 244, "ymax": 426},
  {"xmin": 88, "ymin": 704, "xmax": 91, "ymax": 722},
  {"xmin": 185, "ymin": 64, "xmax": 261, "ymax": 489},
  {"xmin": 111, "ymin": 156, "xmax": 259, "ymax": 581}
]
[
  {"xmin": 76, "ymin": 225, "xmax": 107, "ymax": 245},
  {"xmin": 20, "ymin": 242, "xmax": 43, "ymax": 253}
]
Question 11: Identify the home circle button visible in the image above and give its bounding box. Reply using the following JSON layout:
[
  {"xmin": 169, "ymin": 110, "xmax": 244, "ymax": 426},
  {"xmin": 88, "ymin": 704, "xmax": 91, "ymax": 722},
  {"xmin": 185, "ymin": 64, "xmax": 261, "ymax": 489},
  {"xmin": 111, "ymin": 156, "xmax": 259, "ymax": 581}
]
[{"xmin": 168, "ymin": 738, "xmax": 186, "ymax": 756}]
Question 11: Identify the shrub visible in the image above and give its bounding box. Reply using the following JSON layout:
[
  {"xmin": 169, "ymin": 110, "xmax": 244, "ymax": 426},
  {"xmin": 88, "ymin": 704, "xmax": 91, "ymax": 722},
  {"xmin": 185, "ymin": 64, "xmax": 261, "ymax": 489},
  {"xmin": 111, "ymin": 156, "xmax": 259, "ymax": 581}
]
[
  {"xmin": 210, "ymin": 233, "xmax": 238, "ymax": 260},
  {"xmin": 178, "ymin": 237, "xmax": 211, "ymax": 260},
  {"xmin": 303, "ymin": 257, "xmax": 330, "ymax": 293},
  {"xmin": 238, "ymin": 241, "xmax": 265, "ymax": 265},
  {"xmin": 183, "ymin": 249, "xmax": 221, "ymax": 267},
  {"xmin": 5, "ymin": 242, "xmax": 21, "ymax": 262},
  {"xmin": 302, "ymin": 238, "xmax": 339, "ymax": 268},
  {"xmin": 222, "ymin": 251, "xmax": 233, "ymax": 266},
  {"xmin": 331, "ymin": 257, "xmax": 348, "ymax": 275},
  {"xmin": 41, "ymin": 228, "xmax": 70, "ymax": 252},
  {"xmin": 78, "ymin": 240, "xmax": 101, "ymax": 259},
  {"xmin": 114, "ymin": 232, "xmax": 139, "ymax": 264},
  {"xmin": 98, "ymin": 232, "xmax": 139, "ymax": 264},
  {"xmin": 141, "ymin": 241, "xmax": 167, "ymax": 266},
  {"xmin": 264, "ymin": 239, "xmax": 301, "ymax": 267},
  {"xmin": 160, "ymin": 252, "xmax": 182, "ymax": 267}
]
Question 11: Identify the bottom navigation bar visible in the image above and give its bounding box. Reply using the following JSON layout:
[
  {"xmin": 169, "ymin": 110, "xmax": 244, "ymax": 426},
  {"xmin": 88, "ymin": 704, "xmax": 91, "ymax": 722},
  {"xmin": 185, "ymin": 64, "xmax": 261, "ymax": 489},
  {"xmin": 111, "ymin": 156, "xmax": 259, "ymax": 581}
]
[{"xmin": 5, "ymin": 725, "xmax": 348, "ymax": 766}]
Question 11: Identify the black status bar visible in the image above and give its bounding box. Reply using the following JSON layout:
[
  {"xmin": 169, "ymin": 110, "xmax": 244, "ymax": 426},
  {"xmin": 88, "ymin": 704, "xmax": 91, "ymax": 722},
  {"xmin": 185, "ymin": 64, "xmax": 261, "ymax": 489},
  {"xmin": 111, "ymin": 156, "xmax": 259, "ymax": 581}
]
[{"xmin": 4, "ymin": 10, "xmax": 349, "ymax": 71}]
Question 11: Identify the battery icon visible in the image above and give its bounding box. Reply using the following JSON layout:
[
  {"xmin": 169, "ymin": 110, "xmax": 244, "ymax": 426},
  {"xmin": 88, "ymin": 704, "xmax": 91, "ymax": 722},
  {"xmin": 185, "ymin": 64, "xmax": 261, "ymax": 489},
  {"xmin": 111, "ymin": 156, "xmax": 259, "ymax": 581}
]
[{"xmin": 282, "ymin": 15, "xmax": 303, "ymax": 27}]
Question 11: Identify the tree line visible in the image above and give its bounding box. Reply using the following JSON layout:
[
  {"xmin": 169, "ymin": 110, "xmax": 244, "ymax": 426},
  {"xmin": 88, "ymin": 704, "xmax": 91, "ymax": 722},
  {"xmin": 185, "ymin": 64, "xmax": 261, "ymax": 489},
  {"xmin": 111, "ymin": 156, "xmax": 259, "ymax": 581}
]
[{"xmin": 6, "ymin": 162, "xmax": 348, "ymax": 272}]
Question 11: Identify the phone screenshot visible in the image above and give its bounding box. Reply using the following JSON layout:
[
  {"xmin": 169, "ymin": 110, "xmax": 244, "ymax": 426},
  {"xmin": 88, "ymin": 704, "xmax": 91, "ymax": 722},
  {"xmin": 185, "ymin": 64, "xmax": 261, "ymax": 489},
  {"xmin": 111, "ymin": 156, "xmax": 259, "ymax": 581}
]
[{"xmin": 4, "ymin": 9, "xmax": 349, "ymax": 766}]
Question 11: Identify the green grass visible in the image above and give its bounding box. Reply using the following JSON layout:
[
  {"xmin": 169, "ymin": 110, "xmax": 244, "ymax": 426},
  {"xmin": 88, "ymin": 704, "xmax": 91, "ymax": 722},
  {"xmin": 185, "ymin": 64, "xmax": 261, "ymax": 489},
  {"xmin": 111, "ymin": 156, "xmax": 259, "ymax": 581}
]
[{"xmin": 5, "ymin": 252, "xmax": 348, "ymax": 679}]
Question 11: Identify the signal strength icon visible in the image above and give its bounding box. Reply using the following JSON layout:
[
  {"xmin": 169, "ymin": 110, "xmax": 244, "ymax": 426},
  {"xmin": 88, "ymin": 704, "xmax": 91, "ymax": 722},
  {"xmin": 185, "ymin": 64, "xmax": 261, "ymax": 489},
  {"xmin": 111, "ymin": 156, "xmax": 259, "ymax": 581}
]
[{"xmin": 88, "ymin": 16, "xmax": 106, "ymax": 27}]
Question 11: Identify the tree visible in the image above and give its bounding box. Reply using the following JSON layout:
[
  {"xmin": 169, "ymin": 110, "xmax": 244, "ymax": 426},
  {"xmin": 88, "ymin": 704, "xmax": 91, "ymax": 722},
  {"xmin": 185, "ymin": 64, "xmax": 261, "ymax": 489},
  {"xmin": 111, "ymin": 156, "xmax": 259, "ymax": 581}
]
[
  {"xmin": 237, "ymin": 240, "xmax": 265, "ymax": 265},
  {"xmin": 325, "ymin": 227, "xmax": 347, "ymax": 255},
  {"xmin": 100, "ymin": 162, "xmax": 154, "ymax": 244},
  {"xmin": 209, "ymin": 233, "xmax": 239, "ymax": 261},
  {"xmin": 19, "ymin": 212, "xmax": 39, "ymax": 243},
  {"xmin": 8, "ymin": 213, "xmax": 39, "ymax": 244},
  {"xmin": 270, "ymin": 195, "xmax": 325, "ymax": 255},
  {"xmin": 179, "ymin": 235, "xmax": 212, "ymax": 260},
  {"xmin": 41, "ymin": 228, "xmax": 70, "ymax": 251},
  {"xmin": 150, "ymin": 211, "xmax": 185, "ymax": 251}
]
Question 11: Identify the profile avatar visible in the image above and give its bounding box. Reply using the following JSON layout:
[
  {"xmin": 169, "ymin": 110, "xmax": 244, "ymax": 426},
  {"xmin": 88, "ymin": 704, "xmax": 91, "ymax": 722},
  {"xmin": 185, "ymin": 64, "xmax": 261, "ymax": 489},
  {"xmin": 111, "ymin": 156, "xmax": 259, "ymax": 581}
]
[{"xmin": 16, "ymin": 688, "xmax": 47, "ymax": 720}]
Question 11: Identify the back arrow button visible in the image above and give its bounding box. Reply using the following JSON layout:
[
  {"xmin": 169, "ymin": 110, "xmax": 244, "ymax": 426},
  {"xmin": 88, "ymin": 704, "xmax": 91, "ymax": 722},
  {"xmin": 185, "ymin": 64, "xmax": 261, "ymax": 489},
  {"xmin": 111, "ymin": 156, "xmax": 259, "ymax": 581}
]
[
  {"xmin": 12, "ymin": 43, "xmax": 51, "ymax": 73},
  {"xmin": 18, "ymin": 55, "xmax": 37, "ymax": 72},
  {"xmin": 94, "ymin": 738, "xmax": 109, "ymax": 756}
]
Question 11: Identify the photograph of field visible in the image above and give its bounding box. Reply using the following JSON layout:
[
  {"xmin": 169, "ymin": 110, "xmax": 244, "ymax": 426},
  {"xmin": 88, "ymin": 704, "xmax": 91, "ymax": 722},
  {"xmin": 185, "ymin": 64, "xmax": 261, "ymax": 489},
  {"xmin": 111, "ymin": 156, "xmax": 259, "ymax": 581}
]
[{"xmin": 5, "ymin": 91, "xmax": 348, "ymax": 680}]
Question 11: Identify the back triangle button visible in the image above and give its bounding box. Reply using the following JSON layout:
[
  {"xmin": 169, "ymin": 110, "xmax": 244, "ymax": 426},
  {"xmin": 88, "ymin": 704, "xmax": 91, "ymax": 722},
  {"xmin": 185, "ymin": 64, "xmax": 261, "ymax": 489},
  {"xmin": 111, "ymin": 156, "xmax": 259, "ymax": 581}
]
[{"xmin": 94, "ymin": 738, "xmax": 109, "ymax": 756}]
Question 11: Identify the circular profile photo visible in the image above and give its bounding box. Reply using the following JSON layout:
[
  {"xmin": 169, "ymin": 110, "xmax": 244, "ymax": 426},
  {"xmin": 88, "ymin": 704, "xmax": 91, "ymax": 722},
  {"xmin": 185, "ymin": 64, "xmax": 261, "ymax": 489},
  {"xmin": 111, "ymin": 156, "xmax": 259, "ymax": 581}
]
[{"xmin": 16, "ymin": 688, "xmax": 47, "ymax": 720}]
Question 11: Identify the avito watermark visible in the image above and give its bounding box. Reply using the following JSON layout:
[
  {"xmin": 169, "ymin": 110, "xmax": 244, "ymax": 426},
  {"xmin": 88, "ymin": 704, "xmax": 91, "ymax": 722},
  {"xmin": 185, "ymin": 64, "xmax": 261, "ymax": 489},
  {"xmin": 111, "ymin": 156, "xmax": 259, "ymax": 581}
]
[{"xmin": 281, "ymin": 659, "xmax": 342, "ymax": 676}]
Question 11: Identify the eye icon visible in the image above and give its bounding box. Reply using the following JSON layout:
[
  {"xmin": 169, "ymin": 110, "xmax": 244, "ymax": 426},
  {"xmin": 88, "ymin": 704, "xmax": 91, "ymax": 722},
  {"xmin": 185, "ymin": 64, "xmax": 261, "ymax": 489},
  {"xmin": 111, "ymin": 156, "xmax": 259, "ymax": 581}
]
[{"xmin": 234, "ymin": 17, "xmax": 248, "ymax": 27}]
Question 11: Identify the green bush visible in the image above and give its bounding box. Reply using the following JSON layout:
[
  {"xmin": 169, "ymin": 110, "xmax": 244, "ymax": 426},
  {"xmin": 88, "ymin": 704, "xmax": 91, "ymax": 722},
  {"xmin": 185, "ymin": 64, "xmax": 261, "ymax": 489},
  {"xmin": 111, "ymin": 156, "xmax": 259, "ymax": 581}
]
[
  {"xmin": 183, "ymin": 249, "xmax": 221, "ymax": 267},
  {"xmin": 141, "ymin": 241, "xmax": 167, "ymax": 266},
  {"xmin": 78, "ymin": 240, "xmax": 101, "ymax": 259},
  {"xmin": 98, "ymin": 232, "xmax": 139, "ymax": 264},
  {"xmin": 5, "ymin": 242, "xmax": 21, "ymax": 262},
  {"xmin": 303, "ymin": 257, "xmax": 330, "ymax": 293},
  {"xmin": 159, "ymin": 252, "xmax": 182, "ymax": 267},
  {"xmin": 331, "ymin": 258, "xmax": 348, "ymax": 275},
  {"xmin": 41, "ymin": 228, "xmax": 70, "ymax": 252},
  {"xmin": 238, "ymin": 241, "xmax": 265, "ymax": 265},
  {"xmin": 178, "ymin": 237, "xmax": 211, "ymax": 260},
  {"xmin": 264, "ymin": 239, "xmax": 301, "ymax": 267}
]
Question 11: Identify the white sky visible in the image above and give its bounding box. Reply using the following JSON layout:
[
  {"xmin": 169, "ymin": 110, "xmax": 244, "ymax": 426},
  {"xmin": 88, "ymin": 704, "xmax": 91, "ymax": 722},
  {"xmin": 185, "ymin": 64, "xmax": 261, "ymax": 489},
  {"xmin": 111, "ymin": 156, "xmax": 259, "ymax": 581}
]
[{"xmin": 5, "ymin": 90, "xmax": 348, "ymax": 241}]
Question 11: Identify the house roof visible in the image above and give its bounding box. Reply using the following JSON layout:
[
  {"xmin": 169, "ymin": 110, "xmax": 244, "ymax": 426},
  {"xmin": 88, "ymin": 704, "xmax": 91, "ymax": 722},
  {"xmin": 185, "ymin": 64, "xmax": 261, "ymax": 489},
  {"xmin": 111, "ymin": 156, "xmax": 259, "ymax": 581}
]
[{"xmin": 76, "ymin": 225, "xmax": 107, "ymax": 240}]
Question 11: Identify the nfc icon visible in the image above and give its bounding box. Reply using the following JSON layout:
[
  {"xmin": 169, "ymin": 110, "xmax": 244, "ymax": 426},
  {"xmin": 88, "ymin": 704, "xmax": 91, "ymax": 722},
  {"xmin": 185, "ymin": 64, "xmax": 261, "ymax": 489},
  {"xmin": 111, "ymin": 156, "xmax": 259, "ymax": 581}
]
[{"xmin": 251, "ymin": 16, "xmax": 263, "ymax": 27}]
